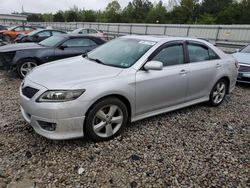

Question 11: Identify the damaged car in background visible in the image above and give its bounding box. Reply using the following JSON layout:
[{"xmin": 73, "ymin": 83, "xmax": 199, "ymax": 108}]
[{"xmin": 0, "ymin": 34, "xmax": 106, "ymax": 78}]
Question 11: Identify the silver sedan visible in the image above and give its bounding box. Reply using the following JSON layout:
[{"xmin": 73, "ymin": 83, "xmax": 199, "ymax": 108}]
[{"xmin": 20, "ymin": 36, "xmax": 238, "ymax": 141}]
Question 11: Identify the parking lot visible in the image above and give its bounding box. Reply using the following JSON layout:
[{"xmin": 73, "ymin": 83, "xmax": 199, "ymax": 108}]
[{"xmin": 0, "ymin": 70, "xmax": 249, "ymax": 187}]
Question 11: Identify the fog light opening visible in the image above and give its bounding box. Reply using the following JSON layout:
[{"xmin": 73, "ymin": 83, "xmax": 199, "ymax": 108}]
[{"xmin": 38, "ymin": 121, "xmax": 57, "ymax": 131}]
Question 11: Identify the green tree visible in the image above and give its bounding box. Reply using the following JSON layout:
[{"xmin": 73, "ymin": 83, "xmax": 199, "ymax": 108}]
[
  {"xmin": 197, "ymin": 13, "xmax": 217, "ymax": 24},
  {"xmin": 53, "ymin": 11, "xmax": 65, "ymax": 22},
  {"xmin": 105, "ymin": 0, "xmax": 121, "ymax": 22},
  {"xmin": 146, "ymin": 1, "xmax": 167, "ymax": 23}
]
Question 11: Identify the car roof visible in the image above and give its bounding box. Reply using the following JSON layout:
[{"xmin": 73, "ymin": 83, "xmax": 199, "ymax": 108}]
[
  {"xmin": 61, "ymin": 34, "xmax": 99, "ymax": 39},
  {"xmin": 122, "ymin": 35, "xmax": 209, "ymax": 44}
]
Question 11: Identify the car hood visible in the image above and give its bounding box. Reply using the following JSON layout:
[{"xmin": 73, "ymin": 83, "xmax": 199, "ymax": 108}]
[
  {"xmin": 0, "ymin": 43, "xmax": 44, "ymax": 52},
  {"xmin": 232, "ymin": 53, "xmax": 250, "ymax": 64},
  {"xmin": 26, "ymin": 56, "xmax": 124, "ymax": 90}
]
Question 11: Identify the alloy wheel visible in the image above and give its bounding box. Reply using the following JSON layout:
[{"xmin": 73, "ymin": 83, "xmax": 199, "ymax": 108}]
[
  {"xmin": 20, "ymin": 62, "xmax": 37, "ymax": 78},
  {"xmin": 92, "ymin": 105, "xmax": 124, "ymax": 138},
  {"xmin": 212, "ymin": 81, "xmax": 226, "ymax": 104}
]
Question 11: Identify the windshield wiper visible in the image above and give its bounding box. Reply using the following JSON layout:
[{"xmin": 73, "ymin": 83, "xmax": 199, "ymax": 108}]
[{"xmin": 87, "ymin": 56, "xmax": 105, "ymax": 65}]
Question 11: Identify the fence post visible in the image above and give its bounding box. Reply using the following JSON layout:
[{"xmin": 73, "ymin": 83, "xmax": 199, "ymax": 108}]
[
  {"xmin": 130, "ymin": 24, "xmax": 132, "ymax": 35},
  {"xmin": 187, "ymin": 26, "xmax": 190, "ymax": 37},
  {"xmin": 164, "ymin": 25, "xmax": 167, "ymax": 35},
  {"xmin": 145, "ymin": 25, "xmax": 148, "ymax": 35},
  {"xmin": 215, "ymin": 26, "xmax": 221, "ymax": 42},
  {"xmin": 118, "ymin": 24, "xmax": 120, "ymax": 36}
]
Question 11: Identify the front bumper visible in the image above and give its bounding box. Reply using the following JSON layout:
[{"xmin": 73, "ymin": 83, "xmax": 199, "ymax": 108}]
[
  {"xmin": 19, "ymin": 78, "xmax": 90, "ymax": 140},
  {"xmin": 237, "ymin": 72, "xmax": 250, "ymax": 83}
]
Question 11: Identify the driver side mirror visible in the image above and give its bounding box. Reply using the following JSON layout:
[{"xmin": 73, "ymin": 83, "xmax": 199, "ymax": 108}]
[
  {"xmin": 59, "ymin": 44, "xmax": 68, "ymax": 50},
  {"xmin": 144, "ymin": 61, "xmax": 163, "ymax": 71}
]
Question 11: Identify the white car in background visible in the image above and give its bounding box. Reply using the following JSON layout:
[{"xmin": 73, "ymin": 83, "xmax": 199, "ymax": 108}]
[
  {"xmin": 72, "ymin": 28, "xmax": 106, "ymax": 40},
  {"xmin": 233, "ymin": 44, "xmax": 250, "ymax": 83}
]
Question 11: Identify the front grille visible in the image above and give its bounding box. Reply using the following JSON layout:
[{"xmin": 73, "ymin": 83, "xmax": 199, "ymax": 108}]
[
  {"xmin": 22, "ymin": 86, "xmax": 39, "ymax": 99},
  {"xmin": 239, "ymin": 64, "xmax": 250, "ymax": 72}
]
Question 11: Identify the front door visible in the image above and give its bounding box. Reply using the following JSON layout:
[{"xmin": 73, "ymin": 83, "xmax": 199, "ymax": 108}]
[{"xmin": 135, "ymin": 42, "xmax": 188, "ymax": 116}]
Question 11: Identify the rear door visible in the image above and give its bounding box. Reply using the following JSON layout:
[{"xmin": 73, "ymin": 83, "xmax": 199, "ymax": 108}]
[
  {"xmin": 185, "ymin": 41, "xmax": 221, "ymax": 102},
  {"xmin": 135, "ymin": 41, "xmax": 189, "ymax": 115}
]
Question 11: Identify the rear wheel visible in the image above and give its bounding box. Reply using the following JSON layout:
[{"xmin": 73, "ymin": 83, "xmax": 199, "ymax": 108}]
[
  {"xmin": 208, "ymin": 79, "xmax": 227, "ymax": 107},
  {"xmin": 17, "ymin": 59, "xmax": 38, "ymax": 79},
  {"xmin": 84, "ymin": 97, "xmax": 128, "ymax": 142}
]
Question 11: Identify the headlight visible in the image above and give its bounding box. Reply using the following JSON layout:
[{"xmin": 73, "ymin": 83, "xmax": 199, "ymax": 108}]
[{"xmin": 37, "ymin": 89, "xmax": 85, "ymax": 102}]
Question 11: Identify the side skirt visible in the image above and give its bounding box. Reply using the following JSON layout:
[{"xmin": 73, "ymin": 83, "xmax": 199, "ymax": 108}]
[{"xmin": 131, "ymin": 97, "xmax": 209, "ymax": 122}]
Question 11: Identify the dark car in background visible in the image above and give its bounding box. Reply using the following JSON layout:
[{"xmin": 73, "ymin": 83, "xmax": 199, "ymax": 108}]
[
  {"xmin": 15, "ymin": 29, "xmax": 66, "ymax": 43},
  {"xmin": 0, "ymin": 34, "xmax": 106, "ymax": 78},
  {"xmin": 0, "ymin": 25, "xmax": 7, "ymax": 31}
]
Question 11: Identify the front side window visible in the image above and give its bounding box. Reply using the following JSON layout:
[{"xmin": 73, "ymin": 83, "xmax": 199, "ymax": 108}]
[
  {"xmin": 89, "ymin": 29, "xmax": 97, "ymax": 34},
  {"xmin": 39, "ymin": 36, "xmax": 64, "ymax": 47},
  {"xmin": 37, "ymin": 31, "xmax": 51, "ymax": 37},
  {"xmin": 62, "ymin": 38, "xmax": 96, "ymax": 47},
  {"xmin": 87, "ymin": 38, "xmax": 155, "ymax": 68},
  {"xmin": 80, "ymin": 29, "xmax": 88, "ymax": 34},
  {"xmin": 152, "ymin": 44, "xmax": 184, "ymax": 66},
  {"xmin": 24, "ymin": 27, "xmax": 32, "ymax": 31}
]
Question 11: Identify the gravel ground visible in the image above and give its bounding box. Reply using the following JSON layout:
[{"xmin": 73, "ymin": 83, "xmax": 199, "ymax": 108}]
[{"xmin": 0, "ymin": 70, "xmax": 249, "ymax": 188}]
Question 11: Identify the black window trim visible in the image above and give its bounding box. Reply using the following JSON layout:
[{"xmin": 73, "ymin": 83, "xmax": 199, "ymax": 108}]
[{"xmin": 184, "ymin": 40, "xmax": 221, "ymax": 63}]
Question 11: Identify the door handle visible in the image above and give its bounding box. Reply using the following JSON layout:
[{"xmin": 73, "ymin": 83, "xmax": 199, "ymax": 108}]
[
  {"xmin": 179, "ymin": 69, "xmax": 187, "ymax": 75},
  {"xmin": 216, "ymin": 63, "xmax": 222, "ymax": 68}
]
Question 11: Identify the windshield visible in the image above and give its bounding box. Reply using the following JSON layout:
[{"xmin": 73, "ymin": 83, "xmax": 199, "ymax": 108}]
[
  {"xmin": 87, "ymin": 38, "xmax": 155, "ymax": 68},
  {"xmin": 241, "ymin": 45, "xmax": 250, "ymax": 53},
  {"xmin": 39, "ymin": 35, "xmax": 64, "ymax": 47}
]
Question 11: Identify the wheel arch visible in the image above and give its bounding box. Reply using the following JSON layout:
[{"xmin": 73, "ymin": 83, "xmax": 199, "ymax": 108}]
[
  {"xmin": 16, "ymin": 57, "xmax": 42, "ymax": 66},
  {"xmin": 85, "ymin": 94, "xmax": 132, "ymax": 123},
  {"xmin": 218, "ymin": 76, "xmax": 230, "ymax": 94}
]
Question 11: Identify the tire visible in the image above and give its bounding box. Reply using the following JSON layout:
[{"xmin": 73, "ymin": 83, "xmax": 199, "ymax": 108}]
[
  {"xmin": 208, "ymin": 79, "xmax": 227, "ymax": 107},
  {"xmin": 84, "ymin": 97, "xmax": 128, "ymax": 142},
  {"xmin": 17, "ymin": 59, "xmax": 38, "ymax": 79}
]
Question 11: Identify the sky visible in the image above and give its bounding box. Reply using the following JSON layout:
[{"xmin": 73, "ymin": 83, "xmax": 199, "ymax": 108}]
[{"xmin": 0, "ymin": 0, "xmax": 171, "ymax": 14}]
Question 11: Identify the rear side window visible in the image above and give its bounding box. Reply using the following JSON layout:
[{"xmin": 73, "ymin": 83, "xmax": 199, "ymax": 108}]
[
  {"xmin": 152, "ymin": 44, "xmax": 184, "ymax": 67},
  {"xmin": 188, "ymin": 44, "xmax": 209, "ymax": 63},
  {"xmin": 188, "ymin": 43, "xmax": 220, "ymax": 62}
]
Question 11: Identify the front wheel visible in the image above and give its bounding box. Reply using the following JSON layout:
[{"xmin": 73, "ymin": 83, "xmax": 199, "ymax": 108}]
[
  {"xmin": 84, "ymin": 97, "xmax": 128, "ymax": 142},
  {"xmin": 208, "ymin": 79, "xmax": 227, "ymax": 107},
  {"xmin": 17, "ymin": 59, "xmax": 38, "ymax": 79}
]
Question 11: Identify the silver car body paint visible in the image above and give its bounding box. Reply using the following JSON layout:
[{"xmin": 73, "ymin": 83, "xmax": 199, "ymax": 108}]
[
  {"xmin": 20, "ymin": 35, "xmax": 238, "ymax": 140},
  {"xmin": 232, "ymin": 52, "xmax": 250, "ymax": 83}
]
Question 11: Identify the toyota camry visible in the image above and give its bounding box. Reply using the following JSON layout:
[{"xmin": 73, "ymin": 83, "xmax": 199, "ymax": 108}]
[{"xmin": 20, "ymin": 35, "xmax": 238, "ymax": 141}]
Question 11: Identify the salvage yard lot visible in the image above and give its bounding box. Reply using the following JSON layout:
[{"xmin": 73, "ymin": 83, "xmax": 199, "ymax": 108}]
[{"xmin": 0, "ymin": 70, "xmax": 249, "ymax": 187}]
